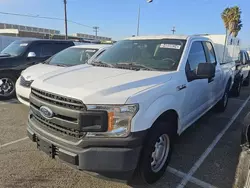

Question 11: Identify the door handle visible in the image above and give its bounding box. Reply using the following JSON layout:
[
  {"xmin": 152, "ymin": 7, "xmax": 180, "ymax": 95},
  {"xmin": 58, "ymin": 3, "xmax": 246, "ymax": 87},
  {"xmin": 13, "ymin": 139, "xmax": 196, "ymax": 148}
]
[{"xmin": 177, "ymin": 84, "xmax": 187, "ymax": 91}]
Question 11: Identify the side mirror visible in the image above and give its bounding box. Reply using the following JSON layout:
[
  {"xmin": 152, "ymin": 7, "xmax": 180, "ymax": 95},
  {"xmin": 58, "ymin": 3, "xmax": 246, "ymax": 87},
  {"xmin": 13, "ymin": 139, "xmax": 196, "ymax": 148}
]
[
  {"xmin": 27, "ymin": 52, "xmax": 36, "ymax": 58},
  {"xmin": 195, "ymin": 63, "xmax": 215, "ymax": 79},
  {"xmin": 235, "ymin": 60, "xmax": 241, "ymax": 69}
]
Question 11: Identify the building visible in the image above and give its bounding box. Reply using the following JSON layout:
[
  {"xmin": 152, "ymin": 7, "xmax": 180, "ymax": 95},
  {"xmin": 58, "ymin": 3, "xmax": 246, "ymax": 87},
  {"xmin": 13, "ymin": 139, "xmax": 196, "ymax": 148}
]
[{"xmin": 0, "ymin": 23, "xmax": 112, "ymax": 42}]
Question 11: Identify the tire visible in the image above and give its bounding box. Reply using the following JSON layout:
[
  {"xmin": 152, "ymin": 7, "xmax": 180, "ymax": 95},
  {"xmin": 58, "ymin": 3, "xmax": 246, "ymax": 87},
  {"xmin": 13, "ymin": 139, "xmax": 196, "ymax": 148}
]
[
  {"xmin": 233, "ymin": 149, "xmax": 250, "ymax": 188},
  {"xmin": 231, "ymin": 78, "xmax": 242, "ymax": 97},
  {"xmin": 243, "ymin": 72, "xmax": 250, "ymax": 86},
  {"xmin": 214, "ymin": 82, "xmax": 230, "ymax": 112},
  {"xmin": 131, "ymin": 120, "xmax": 176, "ymax": 185},
  {"xmin": 0, "ymin": 73, "xmax": 17, "ymax": 100}
]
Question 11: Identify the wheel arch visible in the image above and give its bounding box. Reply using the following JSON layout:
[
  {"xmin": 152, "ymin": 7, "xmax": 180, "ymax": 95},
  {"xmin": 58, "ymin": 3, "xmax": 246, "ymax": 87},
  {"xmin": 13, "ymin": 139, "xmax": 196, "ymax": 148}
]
[{"xmin": 151, "ymin": 109, "xmax": 179, "ymax": 135}]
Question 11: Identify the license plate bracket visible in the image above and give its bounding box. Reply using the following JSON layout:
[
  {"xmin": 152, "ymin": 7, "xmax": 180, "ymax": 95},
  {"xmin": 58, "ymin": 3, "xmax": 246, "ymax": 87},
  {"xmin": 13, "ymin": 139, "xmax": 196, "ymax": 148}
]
[{"xmin": 37, "ymin": 137, "xmax": 56, "ymax": 158}]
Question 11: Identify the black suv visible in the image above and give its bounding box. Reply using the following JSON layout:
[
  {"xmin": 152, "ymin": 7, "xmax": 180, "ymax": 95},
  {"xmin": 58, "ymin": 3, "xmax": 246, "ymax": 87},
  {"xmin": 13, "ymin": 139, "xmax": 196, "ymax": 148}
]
[{"xmin": 0, "ymin": 39, "xmax": 74, "ymax": 100}]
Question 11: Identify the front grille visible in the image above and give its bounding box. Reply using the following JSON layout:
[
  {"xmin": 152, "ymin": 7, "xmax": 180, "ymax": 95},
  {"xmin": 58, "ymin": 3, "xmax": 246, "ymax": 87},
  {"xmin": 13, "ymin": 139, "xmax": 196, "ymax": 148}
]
[
  {"xmin": 20, "ymin": 76, "xmax": 33, "ymax": 88},
  {"xmin": 31, "ymin": 113, "xmax": 85, "ymax": 139},
  {"xmin": 31, "ymin": 88, "xmax": 86, "ymax": 111}
]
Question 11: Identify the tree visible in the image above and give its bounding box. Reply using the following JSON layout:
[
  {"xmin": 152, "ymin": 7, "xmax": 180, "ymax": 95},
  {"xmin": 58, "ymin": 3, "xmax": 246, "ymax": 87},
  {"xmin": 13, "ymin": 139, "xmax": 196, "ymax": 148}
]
[{"xmin": 221, "ymin": 6, "xmax": 243, "ymax": 37}]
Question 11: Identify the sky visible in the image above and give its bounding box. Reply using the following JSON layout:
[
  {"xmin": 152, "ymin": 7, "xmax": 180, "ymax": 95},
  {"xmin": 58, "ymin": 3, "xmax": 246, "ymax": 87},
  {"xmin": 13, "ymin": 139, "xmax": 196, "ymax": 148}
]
[{"xmin": 1, "ymin": 0, "xmax": 249, "ymax": 48}]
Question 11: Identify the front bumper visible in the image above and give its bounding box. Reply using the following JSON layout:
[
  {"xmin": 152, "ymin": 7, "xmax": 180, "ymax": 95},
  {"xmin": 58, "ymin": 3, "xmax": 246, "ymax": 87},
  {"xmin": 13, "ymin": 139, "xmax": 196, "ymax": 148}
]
[
  {"xmin": 15, "ymin": 77, "xmax": 31, "ymax": 106},
  {"xmin": 27, "ymin": 120, "xmax": 146, "ymax": 173}
]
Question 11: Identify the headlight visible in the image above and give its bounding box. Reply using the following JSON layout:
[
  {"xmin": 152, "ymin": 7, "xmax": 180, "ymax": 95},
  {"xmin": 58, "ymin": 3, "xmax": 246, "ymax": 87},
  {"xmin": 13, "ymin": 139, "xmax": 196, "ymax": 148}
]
[
  {"xmin": 20, "ymin": 76, "xmax": 34, "ymax": 87},
  {"xmin": 86, "ymin": 104, "xmax": 139, "ymax": 137}
]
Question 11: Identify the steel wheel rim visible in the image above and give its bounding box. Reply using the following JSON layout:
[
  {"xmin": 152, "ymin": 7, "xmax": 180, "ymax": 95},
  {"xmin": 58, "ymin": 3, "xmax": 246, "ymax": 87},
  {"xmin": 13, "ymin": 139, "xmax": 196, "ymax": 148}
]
[
  {"xmin": 0, "ymin": 78, "xmax": 14, "ymax": 96},
  {"xmin": 151, "ymin": 134, "xmax": 170, "ymax": 173}
]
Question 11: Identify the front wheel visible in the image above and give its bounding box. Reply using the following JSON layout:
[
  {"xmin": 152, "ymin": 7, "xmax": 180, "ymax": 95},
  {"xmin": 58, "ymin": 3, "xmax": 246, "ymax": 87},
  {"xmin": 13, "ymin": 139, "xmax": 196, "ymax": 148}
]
[
  {"xmin": 131, "ymin": 121, "xmax": 175, "ymax": 185},
  {"xmin": 0, "ymin": 74, "xmax": 17, "ymax": 100}
]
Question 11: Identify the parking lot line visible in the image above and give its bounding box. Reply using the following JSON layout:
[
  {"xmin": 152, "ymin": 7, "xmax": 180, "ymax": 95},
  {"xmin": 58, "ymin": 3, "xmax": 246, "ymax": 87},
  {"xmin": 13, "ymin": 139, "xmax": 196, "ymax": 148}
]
[
  {"xmin": 0, "ymin": 137, "xmax": 28, "ymax": 148},
  {"xmin": 167, "ymin": 167, "xmax": 218, "ymax": 188},
  {"xmin": 176, "ymin": 95, "xmax": 250, "ymax": 188}
]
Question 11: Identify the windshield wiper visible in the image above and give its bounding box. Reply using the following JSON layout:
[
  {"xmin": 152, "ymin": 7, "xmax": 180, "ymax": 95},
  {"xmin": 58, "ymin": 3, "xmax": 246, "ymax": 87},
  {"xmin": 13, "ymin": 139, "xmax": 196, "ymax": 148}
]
[
  {"xmin": 0, "ymin": 52, "xmax": 11, "ymax": 55},
  {"xmin": 90, "ymin": 60, "xmax": 114, "ymax": 68},
  {"xmin": 114, "ymin": 62, "xmax": 156, "ymax": 71}
]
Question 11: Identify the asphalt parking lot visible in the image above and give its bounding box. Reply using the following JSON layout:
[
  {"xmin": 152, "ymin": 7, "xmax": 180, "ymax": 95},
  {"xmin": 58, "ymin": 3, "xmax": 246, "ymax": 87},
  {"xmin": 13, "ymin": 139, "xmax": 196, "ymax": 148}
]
[{"xmin": 0, "ymin": 87, "xmax": 250, "ymax": 188}]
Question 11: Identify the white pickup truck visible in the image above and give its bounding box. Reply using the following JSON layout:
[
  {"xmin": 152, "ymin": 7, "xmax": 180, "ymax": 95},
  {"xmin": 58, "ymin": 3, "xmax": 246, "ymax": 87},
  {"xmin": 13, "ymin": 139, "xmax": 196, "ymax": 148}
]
[
  {"xmin": 16, "ymin": 44, "xmax": 110, "ymax": 106},
  {"xmin": 27, "ymin": 35, "xmax": 235, "ymax": 185}
]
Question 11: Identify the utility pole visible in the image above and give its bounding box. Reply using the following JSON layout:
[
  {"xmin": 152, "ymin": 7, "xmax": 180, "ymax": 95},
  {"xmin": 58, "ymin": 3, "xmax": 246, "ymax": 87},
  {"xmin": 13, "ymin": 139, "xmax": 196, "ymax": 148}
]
[
  {"xmin": 63, "ymin": 0, "xmax": 68, "ymax": 40},
  {"xmin": 136, "ymin": 0, "xmax": 153, "ymax": 36},
  {"xmin": 93, "ymin": 26, "xmax": 99, "ymax": 38},
  {"xmin": 137, "ymin": 5, "xmax": 141, "ymax": 36},
  {"xmin": 171, "ymin": 26, "xmax": 176, "ymax": 34}
]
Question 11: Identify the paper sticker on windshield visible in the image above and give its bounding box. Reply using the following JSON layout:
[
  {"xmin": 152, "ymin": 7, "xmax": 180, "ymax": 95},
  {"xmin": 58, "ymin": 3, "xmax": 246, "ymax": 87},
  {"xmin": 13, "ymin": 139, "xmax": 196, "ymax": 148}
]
[
  {"xmin": 160, "ymin": 44, "xmax": 181, "ymax": 49},
  {"xmin": 85, "ymin": 49, "xmax": 96, "ymax": 52},
  {"xmin": 20, "ymin": 43, "xmax": 28, "ymax": 47}
]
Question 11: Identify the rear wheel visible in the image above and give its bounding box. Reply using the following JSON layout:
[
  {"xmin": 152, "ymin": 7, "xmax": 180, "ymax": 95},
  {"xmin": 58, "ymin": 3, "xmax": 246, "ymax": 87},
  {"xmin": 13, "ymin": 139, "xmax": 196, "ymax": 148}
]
[
  {"xmin": 231, "ymin": 78, "xmax": 242, "ymax": 97},
  {"xmin": 243, "ymin": 72, "xmax": 250, "ymax": 86},
  {"xmin": 131, "ymin": 120, "xmax": 175, "ymax": 185},
  {"xmin": 0, "ymin": 73, "xmax": 17, "ymax": 100},
  {"xmin": 214, "ymin": 82, "xmax": 230, "ymax": 112}
]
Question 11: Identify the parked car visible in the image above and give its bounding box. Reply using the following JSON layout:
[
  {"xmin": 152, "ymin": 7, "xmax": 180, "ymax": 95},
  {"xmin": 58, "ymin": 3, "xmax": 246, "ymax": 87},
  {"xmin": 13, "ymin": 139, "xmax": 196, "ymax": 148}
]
[
  {"xmin": 16, "ymin": 44, "xmax": 111, "ymax": 106},
  {"xmin": 231, "ymin": 50, "xmax": 250, "ymax": 97},
  {"xmin": 233, "ymin": 112, "xmax": 250, "ymax": 188},
  {"xmin": 27, "ymin": 34, "xmax": 235, "ymax": 185},
  {"xmin": 0, "ymin": 39, "xmax": 75, "ymax": 100}
]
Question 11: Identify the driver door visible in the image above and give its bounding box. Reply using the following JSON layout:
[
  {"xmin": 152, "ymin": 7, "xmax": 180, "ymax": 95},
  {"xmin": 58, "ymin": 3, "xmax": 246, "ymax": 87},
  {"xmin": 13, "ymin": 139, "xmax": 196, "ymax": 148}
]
[{"xmin": 181, "ymin": 41, "xmax": 210, "ymax": 128}]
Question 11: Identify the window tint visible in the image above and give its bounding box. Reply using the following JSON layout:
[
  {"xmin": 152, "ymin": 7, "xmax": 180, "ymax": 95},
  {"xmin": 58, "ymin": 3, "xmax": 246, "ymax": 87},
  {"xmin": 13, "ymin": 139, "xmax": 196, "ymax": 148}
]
[
  {"xmin": 30, "ymin": 43, "xmax": 42, "ymax": 57},
  {"xmin": 187, "ymin": 41, "xmax": 207, "ymax": 70},
  {"xmin": 204, "ymin": 42, "xmax": 216, "ymax": 64},
  {"xmin": 52, "ymin": 43, "xmax": 72, "ymax": 54},
  {"xmin": 40, "ymin": 43, "xmax": 54, "ymax": 57},
  {"xmin": 1, "ymin": 41, "xmax": 28, "ymax": 56}
]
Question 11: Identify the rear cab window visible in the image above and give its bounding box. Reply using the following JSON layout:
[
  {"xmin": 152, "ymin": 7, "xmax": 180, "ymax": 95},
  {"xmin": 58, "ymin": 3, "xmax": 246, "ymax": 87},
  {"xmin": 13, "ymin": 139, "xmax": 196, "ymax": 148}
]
[{"xmin": 203, "ymin": 42, "xmax": 217, "ymax": 64}]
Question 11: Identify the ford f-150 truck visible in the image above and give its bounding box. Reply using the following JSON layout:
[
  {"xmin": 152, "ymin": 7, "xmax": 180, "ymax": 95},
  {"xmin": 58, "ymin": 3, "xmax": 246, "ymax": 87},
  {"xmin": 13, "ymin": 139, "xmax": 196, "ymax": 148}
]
[
  {"xmin": 27, "ymin": 35, "xmax": 235, "ymax": 185},
  {"xmin": 16, "ymin": 44, "xmax": 111, "ymax": 106}
]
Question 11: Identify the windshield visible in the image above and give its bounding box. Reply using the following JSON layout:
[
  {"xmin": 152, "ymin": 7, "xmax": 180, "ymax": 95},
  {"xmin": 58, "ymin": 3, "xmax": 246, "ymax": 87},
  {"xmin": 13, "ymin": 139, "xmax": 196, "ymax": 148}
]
[
  {"xmin": 1, "ymin": 41, "xmax": 29, "ymax": 56},
  {"xmin": 96, "ymin": 39, "xmax": 186, "ymax": 71},
  {"xmin": 47, "ymin": 47, "xmax": 98, "ymax": 66}
]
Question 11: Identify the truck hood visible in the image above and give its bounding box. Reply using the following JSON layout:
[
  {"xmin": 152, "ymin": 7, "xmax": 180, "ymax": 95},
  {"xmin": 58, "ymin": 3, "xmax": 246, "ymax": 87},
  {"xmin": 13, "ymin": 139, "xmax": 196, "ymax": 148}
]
[
  {"xmin": 21, "ymin": 63, "xmax": 65, "ymax": 80},
  {"xmin": 32, "ymin": 66, "xmax": 172, "ymax": 104}
]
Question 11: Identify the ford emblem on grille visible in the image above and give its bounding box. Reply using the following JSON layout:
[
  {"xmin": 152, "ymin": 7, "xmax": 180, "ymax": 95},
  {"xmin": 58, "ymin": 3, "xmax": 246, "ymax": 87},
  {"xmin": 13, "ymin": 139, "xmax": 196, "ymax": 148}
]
[{"xmin": 40, "ymin": 106, "xmax": 53, "ymax": 119}]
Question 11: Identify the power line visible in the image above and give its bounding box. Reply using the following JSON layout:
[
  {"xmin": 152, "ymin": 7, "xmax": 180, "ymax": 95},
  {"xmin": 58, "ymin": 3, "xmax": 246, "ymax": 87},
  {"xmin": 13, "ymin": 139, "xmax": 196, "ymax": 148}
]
[{"xmin": 0, "ymin": 11, "xmax": 93, "ymax": 29}]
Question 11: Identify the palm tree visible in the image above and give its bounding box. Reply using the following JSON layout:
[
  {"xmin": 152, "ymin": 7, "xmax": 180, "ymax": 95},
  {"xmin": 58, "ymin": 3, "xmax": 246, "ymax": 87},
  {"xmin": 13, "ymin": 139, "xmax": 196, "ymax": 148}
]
[
  {"xmin": 221, "ymin": 6, "xmax": 243, "ymax": 37},
  {"xmin": 221, "ymin": 7, "xmax": 231, "ymax": 31}
]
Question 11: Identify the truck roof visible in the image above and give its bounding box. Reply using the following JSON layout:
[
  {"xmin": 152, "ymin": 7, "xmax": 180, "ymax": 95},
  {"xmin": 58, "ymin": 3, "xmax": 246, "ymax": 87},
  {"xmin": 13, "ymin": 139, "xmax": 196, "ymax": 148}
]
[
  {"xmin": 125, "ymin": 34, "xmax": 218, "ymax": 41},
  {"xmin": 71, "ymin": 44, "xmax": 111, "ymax": 50},
  {"xmin": 13, "ymin": 39, "xmax": 74, "ymax": 44},
  {"xmin": 126, "ymin": 35, "xmax": 189, "ymax": 40}
]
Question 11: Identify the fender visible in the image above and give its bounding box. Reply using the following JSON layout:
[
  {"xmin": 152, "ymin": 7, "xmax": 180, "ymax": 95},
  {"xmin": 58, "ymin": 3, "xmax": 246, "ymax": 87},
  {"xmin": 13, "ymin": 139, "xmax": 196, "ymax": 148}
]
[{"xmin": 131, "ymin": 94, "xmax": 181, "ymax": 132}]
